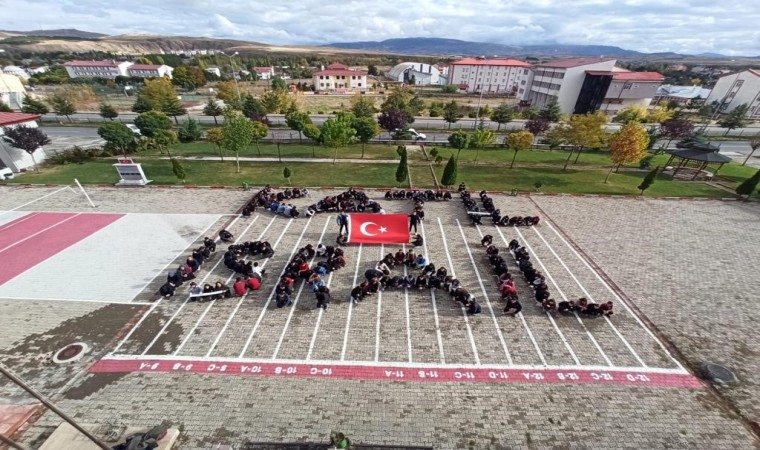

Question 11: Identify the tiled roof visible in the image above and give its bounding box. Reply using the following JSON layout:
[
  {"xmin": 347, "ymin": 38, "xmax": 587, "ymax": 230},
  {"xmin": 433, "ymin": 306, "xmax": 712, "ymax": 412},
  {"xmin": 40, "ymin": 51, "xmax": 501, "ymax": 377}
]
[
  {"xmin": 450, "ymin": 58, "xmax": 531, "ymax": 67},
  {"xmin": 612, "ymin": 71, "xmax": 665, "ymax": 81},
  {"xmin": 254, "ymin": 67, "xmax": 272, "ymax": 73},
  {"xmin": 128, "ymin": 64, "xmax": 162, "ymax": 70},
  {"xmin": 538, "ymin": 58, "xmax": 616, "ymax": 68},
  {"xmin": 313, "ymin": 69, "xmax": 368, "ymax": 76},
  {"xmin": 0, "ymin": 112, "xmax": 42, "ymax": 127},
  {"xmin": 63, "ymin": 60, "xmax": 125, "ymax": 67}
]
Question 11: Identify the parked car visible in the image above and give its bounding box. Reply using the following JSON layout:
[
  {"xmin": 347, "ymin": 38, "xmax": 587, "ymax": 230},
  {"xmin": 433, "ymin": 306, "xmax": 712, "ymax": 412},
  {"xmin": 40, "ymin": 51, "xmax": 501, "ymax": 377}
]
[
  {"xmin": 126, "ymin": 124, "xmax": 142, "ymax": 136},
  {"xmin": 0, "ymin": 167, "xmax": 14, "ymax": 180}
]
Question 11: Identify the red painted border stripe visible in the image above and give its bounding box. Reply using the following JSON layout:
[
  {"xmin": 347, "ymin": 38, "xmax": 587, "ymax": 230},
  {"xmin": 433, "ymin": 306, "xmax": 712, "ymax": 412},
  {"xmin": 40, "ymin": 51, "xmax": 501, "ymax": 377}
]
[
  {"xmin": 90, "ymin": 358, "xmax": 702, "ymax": 388},
  {"xmin": 0, "ymin": 212, "xmax": 78, "ymax": 249},
  {"xmin": 0, "ymin": 213, "xmax": 123, "ymax": 286}
]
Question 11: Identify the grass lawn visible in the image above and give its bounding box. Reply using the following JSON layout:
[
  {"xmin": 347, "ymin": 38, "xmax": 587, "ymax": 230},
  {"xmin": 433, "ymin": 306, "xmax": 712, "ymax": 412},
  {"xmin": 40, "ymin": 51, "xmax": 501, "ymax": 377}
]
[
  {"xmin": 152, "ymin": 142, "xmax": 407, "ymax": 161},
  {"xmin": 6, "ymin": 160, "xmax": 405, "ymax": 188}
]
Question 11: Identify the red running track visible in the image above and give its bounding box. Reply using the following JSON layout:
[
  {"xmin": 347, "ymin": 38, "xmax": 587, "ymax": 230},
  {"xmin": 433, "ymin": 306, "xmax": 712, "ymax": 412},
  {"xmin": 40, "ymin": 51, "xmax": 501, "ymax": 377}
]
[
  {"xmin": 0, "ymin": 212, "xmax": 123, "ymax": 286},
  {"xmin": 91, "ymin": 358, "xmax": 702, "ymax": 388}
]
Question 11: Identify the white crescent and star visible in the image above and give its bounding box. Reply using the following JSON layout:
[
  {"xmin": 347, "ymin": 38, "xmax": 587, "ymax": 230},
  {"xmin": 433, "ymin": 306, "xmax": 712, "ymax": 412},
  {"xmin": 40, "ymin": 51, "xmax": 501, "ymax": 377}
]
[{"xmin": 359, "ymin": 222, "xmax": 388, "ymax": 236}]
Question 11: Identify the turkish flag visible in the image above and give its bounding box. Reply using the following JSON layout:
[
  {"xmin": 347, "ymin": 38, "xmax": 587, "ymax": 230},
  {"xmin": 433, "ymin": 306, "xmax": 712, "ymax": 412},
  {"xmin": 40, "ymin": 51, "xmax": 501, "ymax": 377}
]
[{"xmin": 347, "ymin": 214, "xmax": 409, "ymax": 244}]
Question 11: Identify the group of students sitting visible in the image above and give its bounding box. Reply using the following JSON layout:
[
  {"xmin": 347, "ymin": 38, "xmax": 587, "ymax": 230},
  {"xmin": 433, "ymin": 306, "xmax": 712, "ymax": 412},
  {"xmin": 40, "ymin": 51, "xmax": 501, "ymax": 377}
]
[
  {"xmin": 271, "ymin": 242, "xmax": 349, "ymax": 310},
  {"xmin": 304, "ymin": 188, "xmax": 386, "ymax": 217},
  {"xmin": 241, "ymin": 185, "xmax": 310, "ymax": 217},
  {"xmin": 384, "ymin": 189, "xmax": 453, "ymax": 202},
  {"xmin": 480, "ymin": 234, "xmax": 614, "ymax": 317},
  {"xmin": 158, "ymin": 236, "xmax": 220, "ymax": 299},
  {"xmin": 459, "ymin": 185, "xmax": 540, "ymax": 227},
  {"xmin": 349, "ymin": 249, "xmax": 483, "ymax": 316}
]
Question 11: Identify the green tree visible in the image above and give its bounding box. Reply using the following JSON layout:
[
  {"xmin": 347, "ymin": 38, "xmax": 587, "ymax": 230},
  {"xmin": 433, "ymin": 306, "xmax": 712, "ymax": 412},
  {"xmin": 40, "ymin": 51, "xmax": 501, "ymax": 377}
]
[
  {"xmin": 606, "ymin": 122, "xmax": 649, "ymax": 182},
  {"xmin": 97, "ymin": 121, "xmax": 136, "ymax": 157},
  {"xmin": 206, "ymin": 127, "xmax": 225, "ymax": 162},
  {"xmin": 395, "ymin": 146, "xmax": 408, "ymax": 187},
  {"xmin": 271, "ymin": 76, "xmax": 288, "ymax": 91},
  {"xmin": 561, "ymin": 112, "xmax": 609, "ymax": 169},
  {"xmin": 614, "ymin": 106, "xmax": 648, "ymax": 124},
  {"xmin": 303, "ymin": 123, "xmax": 321, "ymax": 157},
  {"xmin": 538, "ymin": 99, "xmax": 562, "ymax": 123},
  {"xmin": 171, "ymin": 66, "xmax": 195, "ymax": 90},
  {"xmin": 505, "ymin": 130, "xmax": 534, "ymax": 169},
  {"xmin": 441, "ymin": 85, "xmax": 458, "ymax": 94},
  {"xmin": 161, "ymin": 96, "xmax": 187, "ymax": 125},
  {"xmin": 350, "ymin": 95, "xmax": 377, "ymax": 118},
  {"xmin": 131, "ymin": 96, "xmax": 152, "ymax": 113},
  {"xmin": 283, "ymin": 167, "xmax": 292, "ymax": 184},
  {"xmin": 638, "ymin": 166, "xmax": 659, "ymax": 195},
  {"xmin": 21, "ymin": 96, "xmax": 49, "ymax": 114},
  {"xmin": 250, "ymin": 121, "xmax": 269, "ymax": 156},
  {"xmin": 736, "ymin": 168, "xmax": 760, "ymax": 199},
  {"xmin": 718, "ymin": 103, "xmax": 749, "ymax": 135},
  {"xmin": 352, "ymin": 116, "xmax": 379, "ymax": 158},
  {"xmin": 221, "ymin": 111, "xmax": 256, "ymax": 172},
  {"xmin": 490, "ymin": 104, "xmax": 515, "ymax": 130},
  {"xmin": 440, "ymin": 154, "xmax": 458, "ymax": 187},
  {"xmin": 285, "ymin": 110, "xmax": 312, "ymax": 141},
  {"xmin": 367, "ymin": 64, "xmax": 378, "ymax": 76},
  {"xmin": 135, "ymin": 110, "xmax": 173, "ymax": 138},
  {"xmin": 152, "ymin": 129, "xmax": 178, "ymax": 157},
  {"xmin": 261, "ymin": 89, "xmax": 289, "ymax": 113},
  {"xmin": 471, "ymin": 127, "xmax": 496, "ymax": 161},
  {"xmin": 443, "ymin": 100, "xmax": 460, "ymax": 129},
  {"xmin": 48, "ymin": 93, "xmax": 76, "ymax": 121},
  {"xmin": 171, "ymin": 157, "xmax": 186, "ymax": 183},
  {"xmin": 542, "ymin": 126, "xmax": 566, "ymax": 149},
  {"xmin": 99, "ymin": 103, "xmax": 118, "ymax": 121},
  {"xmin": 321, "ymin": 115, "xmax": 356, "ymax": 163},
  {"xmin": 0, "ymin": 103, "xmax": 12, "ymax": 113},
  {"xmin": 448, "ymin": 130, "xmax": 470, "ymax": 158},
  {"xmin": 137, "ymin": 77, "xmax": 179, "ymax": 111},
  {"xmin": 215, "ymin": 81, "xmax": 239, "ymax": 105},
  {"xmin": 202, "ymin": 100, "xmax": 224, "ymax": 125},
  {"xmin": 178, "ymin": 118, "xmax": 203, "ymax": 143},
  {"xmin": 241, "ymin": 95, "xmax": 267, "ymax": 120},
  {"xmin": 1, "ymin": 125, "xmax": 51, "ymax": 172}
]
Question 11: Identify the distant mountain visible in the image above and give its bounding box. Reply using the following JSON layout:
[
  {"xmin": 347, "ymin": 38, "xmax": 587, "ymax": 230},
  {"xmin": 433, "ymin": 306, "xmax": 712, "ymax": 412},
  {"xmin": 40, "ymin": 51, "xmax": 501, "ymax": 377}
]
[
  {"xmin": 695, "ymin": 52, "xmax": 727, "ymax": 58},
  {"xmin": 0, "ymin": 28, "xmax": 106, "ymax": 39},
  {"xmin": 325, "ymin": 37, "xmax": 645, "ymax": 57}
]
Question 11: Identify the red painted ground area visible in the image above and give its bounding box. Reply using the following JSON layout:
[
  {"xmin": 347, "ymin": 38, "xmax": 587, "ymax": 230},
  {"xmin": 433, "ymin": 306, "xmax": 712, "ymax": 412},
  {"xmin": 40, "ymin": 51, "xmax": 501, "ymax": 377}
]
[
  {"xmin": 91, "ymin": 358, "xmax": 702, "ymax": 388},
  {"xmin": 0, "ymin": 403, "xmax": 40, "ymax": 436},
  {"xmin": 0, "ymin": 212, "xmax": 123, "ymax": 286}
]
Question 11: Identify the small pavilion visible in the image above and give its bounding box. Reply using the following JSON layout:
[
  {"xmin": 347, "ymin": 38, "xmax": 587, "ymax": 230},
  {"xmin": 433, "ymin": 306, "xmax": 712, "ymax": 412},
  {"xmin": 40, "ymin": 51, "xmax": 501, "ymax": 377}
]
[{"xmin": 664, "ymin": 140, "xmax": 732, "ymax": 180}]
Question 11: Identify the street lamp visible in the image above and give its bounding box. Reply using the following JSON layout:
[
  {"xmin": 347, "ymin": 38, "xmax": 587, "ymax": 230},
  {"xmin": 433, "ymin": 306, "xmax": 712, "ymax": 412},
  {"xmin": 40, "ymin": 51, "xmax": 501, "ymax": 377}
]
[{"xmin": 220, "ymin": 51, "xmax": 241, "ymax": 102}]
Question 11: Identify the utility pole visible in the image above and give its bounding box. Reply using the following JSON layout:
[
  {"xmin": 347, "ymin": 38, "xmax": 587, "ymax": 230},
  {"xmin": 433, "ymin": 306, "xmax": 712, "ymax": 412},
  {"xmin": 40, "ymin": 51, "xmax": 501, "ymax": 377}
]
[{"xmin": 221, "ymin": 51, "xmax": 242, "ymax": 102}]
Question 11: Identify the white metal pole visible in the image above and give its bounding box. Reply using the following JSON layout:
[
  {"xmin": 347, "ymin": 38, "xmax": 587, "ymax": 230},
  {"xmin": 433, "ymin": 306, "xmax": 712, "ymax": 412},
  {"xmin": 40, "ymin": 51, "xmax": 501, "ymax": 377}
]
[{"xmin": 74, "ymin": 179, "xmax": 96, "ymax": 208}]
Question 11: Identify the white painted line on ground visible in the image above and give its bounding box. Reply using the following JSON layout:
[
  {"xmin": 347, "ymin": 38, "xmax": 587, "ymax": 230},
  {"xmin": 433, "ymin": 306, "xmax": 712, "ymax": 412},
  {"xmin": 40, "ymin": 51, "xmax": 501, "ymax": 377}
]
[
  {"xmin": 419, "ymin": 220, "xmax": 446, "ymax": 364},
  {"xmin": 173, "ymin": 216, "xmax": 262, "ymax": 356},
  {"xmin": 0, "ymin": 187, "xmax": 70, "ymax": 218},
  {"xmin": 110, "ymin": 301, "xmax": 161, "ymax": 355},
  {"xmin": 102, "ymin": 353, "xmax": 690, "ymax": 374},
  {"xmin": 141, "ymin": 216, "xmax": 244, "ymax": 356},
  {"xmin": 530, "ymin": 226, "xmax": 646, "ymax": 367},
  {"xmin": 0, "ymin": 296, "xmax": 154, "ymax": 305},
  {"xmin": 272, "ymin": 216, "xmax": 331, "ymax": 359},
  {"xmin": 456, "ymin": 220, "xmax": 513, "ymax": 365},
  {"xmin": 0, "ymin": 211, "xmax": 40, "ymax": 231},
  {"xmin": 0, "ymin": 213, "xmax": 81, "ymax": 255},
  {"xmin": 436, "ymin": 218, "xmax": 480, "ymax": 366},
  {"xmin": 402, "ymin": 244, "xmax": 413, "ymax": 363},
  {"xmin": 306, "ymin": 254, "xmax": 338, "ymax": 361},
  {"xmin": 542, "ymin": 220, "xmax": 686, "ymax": 371},
  {"xmin": 374, "ymin": 244, "xmax": 384, "ymax": 362},
  {"xmin": 239, "ymin": 216, "xmax": 313, "ymax": 359},
  {"xmin": 340, "ymin": 243, "xmax": 363, "ymax": 361},
  {"xmin": 504, "ymin": 226, "xmax": 595, "ymax": 366},
  {"xmin": 205, "ymin": 215, "xmax": 278, "ymax": 357}
]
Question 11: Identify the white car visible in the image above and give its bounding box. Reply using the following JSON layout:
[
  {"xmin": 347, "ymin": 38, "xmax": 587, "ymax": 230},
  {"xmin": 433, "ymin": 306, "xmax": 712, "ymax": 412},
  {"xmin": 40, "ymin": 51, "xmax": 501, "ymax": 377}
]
[
  {"xmin": 407, "ymin": 128, "xmax": 427, "ymax": 141},
  {"xmin": 126, "ymin": 124, "xmax": 142, "ymax": 136},
  {"xmin": 0, "ymin": 167, "xmax": 14, "ymax": 180}
]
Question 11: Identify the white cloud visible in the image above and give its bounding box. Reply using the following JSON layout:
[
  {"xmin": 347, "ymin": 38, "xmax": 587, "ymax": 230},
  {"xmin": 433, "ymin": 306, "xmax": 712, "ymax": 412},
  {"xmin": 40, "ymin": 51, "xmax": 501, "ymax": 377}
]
[{"xmin": 3, "ymin": 0, "xmax": 758, "ymax": 55}]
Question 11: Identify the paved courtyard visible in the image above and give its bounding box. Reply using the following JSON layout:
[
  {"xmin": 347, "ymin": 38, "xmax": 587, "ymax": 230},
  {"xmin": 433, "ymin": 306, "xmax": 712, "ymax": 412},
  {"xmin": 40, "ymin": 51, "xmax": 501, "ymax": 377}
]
[{"xmin": 0, "ymin": 185, "xmax": 758, "ymax": 449}]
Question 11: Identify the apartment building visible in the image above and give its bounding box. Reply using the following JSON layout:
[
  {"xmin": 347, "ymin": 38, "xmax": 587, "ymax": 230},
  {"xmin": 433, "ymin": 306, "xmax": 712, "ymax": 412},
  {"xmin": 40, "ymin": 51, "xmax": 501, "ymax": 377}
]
[
  {"xmin": 63, "ymin": 60, "xmax": 134, "ymax": 79},
  {"xmin": 127, "ymin": 64, "xmax": 174, "ymax": 79},
  {"xmin": 312, "ymin": 63, "xmax": 368, "ymax": 92},
  {"xmin": 705, "ymin": 69, "xmax": 760, "ymax": 119},
  {"xmin": 446, "ymin": 58, "xmax": 532, "ymax": 95}
]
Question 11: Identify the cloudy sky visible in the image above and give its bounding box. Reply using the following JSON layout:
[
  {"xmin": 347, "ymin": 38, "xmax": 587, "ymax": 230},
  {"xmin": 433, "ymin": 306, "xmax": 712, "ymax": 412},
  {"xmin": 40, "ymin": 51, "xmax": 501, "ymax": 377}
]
[{"xmin": 3, "ymin": 0, "xmax": 759, "ymax": 55}]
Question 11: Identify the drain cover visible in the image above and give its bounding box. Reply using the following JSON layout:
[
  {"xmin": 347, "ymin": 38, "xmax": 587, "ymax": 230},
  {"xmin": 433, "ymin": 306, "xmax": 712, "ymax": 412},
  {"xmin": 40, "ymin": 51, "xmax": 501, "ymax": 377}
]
[
  {"xmin": 52, "ymin": 342, "xmax": 90, "ymax": 364},
  {"xmin": 700, "ymin": 362, "xmax": 738, "ymax": 385}
]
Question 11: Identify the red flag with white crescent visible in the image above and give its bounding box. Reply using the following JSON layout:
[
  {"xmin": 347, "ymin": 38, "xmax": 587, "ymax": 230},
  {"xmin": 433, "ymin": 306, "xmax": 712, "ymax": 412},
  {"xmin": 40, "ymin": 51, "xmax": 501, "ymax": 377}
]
[{"xmin": 347, "ymin": 213, "xmax": 409, "ymax": 244}]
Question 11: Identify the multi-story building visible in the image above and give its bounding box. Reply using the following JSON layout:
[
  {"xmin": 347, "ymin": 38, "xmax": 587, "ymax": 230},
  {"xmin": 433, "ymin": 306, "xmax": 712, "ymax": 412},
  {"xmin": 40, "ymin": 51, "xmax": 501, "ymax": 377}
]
[
  {"xmin": 1, "ymin": 66, "xmax": 29, "ymax": 79},
  {"xmin": 254, "ymin": 67, "xmax": 274, "ymax": 80},
  {"xmin": 386, "ymin": 62, "xmax": 442, "ymax": 85},
  {"xmin": 0, "ymin": 73, "xmax": 26, "ymax": 110},
  {"xmin": 598, "ymin": 70, "xmax": 665, "ymax": 114},
  {"xmin": 312, "ymin": 63, "xmax": 368, "ymax": 92},
  {"xmin": 705, "ymin": 69, "xmax": 760, "ymax": 119},
  {"xmin": 127, "ymin": 64, "xmax": 174, "ymax": 79},
  {"xmin": 63, "ymin": 60, "xmax": 133, "ymax": 79},
  {"xmin": 446, "ymin": 58, "xmax": 532, "ymax": 95},
  {"xmin": 0, "ymin": 112, "xmax": 45, "ymax": 173}
]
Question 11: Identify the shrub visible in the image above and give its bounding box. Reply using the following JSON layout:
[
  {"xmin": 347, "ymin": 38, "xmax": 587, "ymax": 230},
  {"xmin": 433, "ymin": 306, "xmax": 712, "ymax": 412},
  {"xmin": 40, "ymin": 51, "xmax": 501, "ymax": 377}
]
[{"xmin": 639, "ymin": 153, "xmax": 655, "ymax": 169}]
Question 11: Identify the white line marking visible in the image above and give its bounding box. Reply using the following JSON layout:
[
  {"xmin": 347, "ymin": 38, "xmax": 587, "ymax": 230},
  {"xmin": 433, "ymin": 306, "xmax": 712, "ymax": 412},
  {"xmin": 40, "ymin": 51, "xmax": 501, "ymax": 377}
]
[
  {"xmin": 502, "ymin": 226, "xmax": 597, "ymax": 366},
  {"xmin": 0, "ymin": 187, "xmax": 69, "ymax": 218},
  {"xmin": 238, "ymin": 216, "xmax": 313, "ymax": 358},
  {"xmin": 530, "ymin": 226, "xmax": 646, "ymax": 367},
  {"xmin": 340, "ymin": 243, "xmax": 362, "ymax": 361},
  {"xmin": 402, "ymin": 244, "xmax": 413, "ymax": 363},
  {"xmin": 374, "ymin": 244, "xmax": 384, "ymax": 362},
  {"xmin": 306, "ymin": 258, "xmax": 337, "ymax": 360},
  {"xmin": 0, "ymin": 213, "xmax": 81, "ymax": 254},
  {"xmin": 542, "ymin": 220, "xmax": 686, "ymax": 371},
  {"xmin": 205, "ymin": 216, "xmax": 278, "ymax": 357},
  {"xmin": 272, "ymin": 216, "xmax": 331, "ymax": 359},
  {"xmin": 0, "ymin": 211, "xmax": 40, "ymax": 231},
  {"xmin": 172, "ymin": 216, "xmax": 262, "ymax": 356},
  {"xmin": 436, "ymin": 218, "xmax": 480, "ymax": 365},
  {"xmin": 141, "ymin": 216, "xmax": 243, "ymax": 356},
  {"xmin": 456, "ymin": 220, "xmax": 513, "ymax": 365},
  {"xmin": 419, "ymin": 221, "xmax": 445, "ymax": 363},
  {"xmin": 110, "ymin": 301, "xmax": 161, "ymax": 355},
  {"xmin": 0, "ymin": 296, "xmax": 153, "ymax": 305},
  {"xmin": 100, "ymin": 353, "xmax": 690, "ymax": 375}
]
